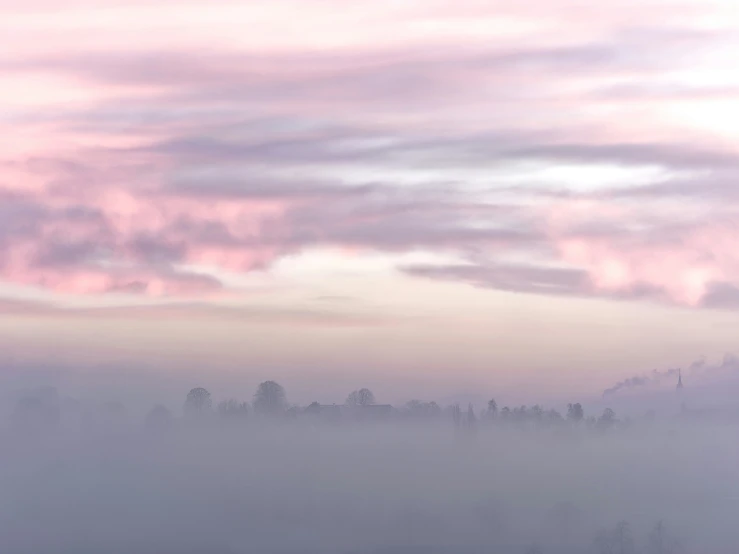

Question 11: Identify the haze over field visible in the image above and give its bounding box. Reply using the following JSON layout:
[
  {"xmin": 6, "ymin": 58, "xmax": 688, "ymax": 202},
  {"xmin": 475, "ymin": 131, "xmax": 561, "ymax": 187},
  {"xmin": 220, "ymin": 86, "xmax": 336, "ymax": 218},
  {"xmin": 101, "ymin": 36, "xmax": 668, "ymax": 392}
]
[{"xmin": 1, "ymin": 384, "xmax": 738, "ymax": 554}]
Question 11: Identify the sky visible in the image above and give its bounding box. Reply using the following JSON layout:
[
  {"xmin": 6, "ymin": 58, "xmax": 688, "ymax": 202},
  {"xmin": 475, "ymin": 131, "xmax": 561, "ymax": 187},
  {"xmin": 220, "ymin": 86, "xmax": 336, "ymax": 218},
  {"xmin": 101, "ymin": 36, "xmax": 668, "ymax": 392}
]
[{"xmin": 3, "ymin": 0, "xmax": 739, "ymax": 404}]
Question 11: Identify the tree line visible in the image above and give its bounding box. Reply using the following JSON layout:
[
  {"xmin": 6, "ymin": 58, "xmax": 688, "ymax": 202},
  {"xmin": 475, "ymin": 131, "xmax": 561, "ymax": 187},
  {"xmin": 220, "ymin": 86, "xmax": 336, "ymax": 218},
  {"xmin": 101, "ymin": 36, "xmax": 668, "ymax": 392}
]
[{"xmin": 9, "ymin": 380, "xmax": 635, "ymax": 433}]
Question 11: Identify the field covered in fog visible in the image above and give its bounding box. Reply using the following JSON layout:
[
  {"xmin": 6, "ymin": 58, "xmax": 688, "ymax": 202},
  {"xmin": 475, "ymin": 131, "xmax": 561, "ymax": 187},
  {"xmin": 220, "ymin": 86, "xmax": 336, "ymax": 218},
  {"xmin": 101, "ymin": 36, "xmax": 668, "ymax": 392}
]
[{"xmin": 1, "ymin": 411, "xmax": 738, "ymax": 554}]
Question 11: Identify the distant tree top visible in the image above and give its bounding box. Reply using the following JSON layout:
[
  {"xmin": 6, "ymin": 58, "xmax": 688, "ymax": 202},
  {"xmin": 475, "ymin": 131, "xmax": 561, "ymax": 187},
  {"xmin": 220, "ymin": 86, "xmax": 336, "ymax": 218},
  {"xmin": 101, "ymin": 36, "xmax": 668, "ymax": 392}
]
[
  {"xmin": 346, "ymin": 388, "xmax": 375, "ymax": 407},
  {"xmin": 254, "ymin": 381, "xmax": 287, "ymax": 416},
  {"xmin": 184, "ymin": 387, "xmax": 212, "ymax": 417}
]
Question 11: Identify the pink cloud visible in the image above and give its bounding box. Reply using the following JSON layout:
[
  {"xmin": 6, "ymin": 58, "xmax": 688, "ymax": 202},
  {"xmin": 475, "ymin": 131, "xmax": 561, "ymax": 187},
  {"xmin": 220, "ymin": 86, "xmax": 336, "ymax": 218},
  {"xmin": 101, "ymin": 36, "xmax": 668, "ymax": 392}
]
[
  {"xmin": 1, "ymin": 0, "xmax": 738, "ymax": 308},
  {"xmin": 546, "ymin": 197, "xmax": 739, "ymax": 306},
  {"xmin": 558, "ymin": 237, "xmax": 723, "ymax": 306},
  {"xmin": 0, "ymin": 261, "xmax": 221, "ymax": 296}
]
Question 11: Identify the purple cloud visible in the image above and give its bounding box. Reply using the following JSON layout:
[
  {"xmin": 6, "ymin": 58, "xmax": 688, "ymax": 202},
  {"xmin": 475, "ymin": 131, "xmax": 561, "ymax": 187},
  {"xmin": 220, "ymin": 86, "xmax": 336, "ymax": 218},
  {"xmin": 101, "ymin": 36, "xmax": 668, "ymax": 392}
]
[{"xmin": 1, "ymin": 0, "xmax": 738, "ymax": 309}]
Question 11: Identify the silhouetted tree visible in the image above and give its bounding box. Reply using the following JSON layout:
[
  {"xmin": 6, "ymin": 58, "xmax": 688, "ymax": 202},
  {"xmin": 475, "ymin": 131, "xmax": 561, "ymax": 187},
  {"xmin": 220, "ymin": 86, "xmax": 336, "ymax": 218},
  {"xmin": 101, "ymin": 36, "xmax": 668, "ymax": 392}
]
[
  {"xmin": 545, "ymin": 409, "xmax": 564, "ymax": 425},
  {"xmin": 648, "ymin": 520, "xmax": 680, "ymax": 554},
  {"xmin": 614, "ymin": 520, "xmax": 635, "ymax": 554},
  {"xmin": 217, "ymin": 399, "xmax": 249, "ymax": 420},
  {"xmin": 102, "ymin": 400, "xmax": 127, "ymax": 417},
  {"xmin": 567, "ymin": 403, "xmax": 584, "ymax": 423},
  {"xmin": 487, "ymin": 399, "xmax": 498, "ymax": 420},
  {"xmin": 467, "ymin": 403, "xmax": 477, "ymax": 429},
  {"xmin": 184, "ymin": 387, "xmax": 212, "ymax": 417},
  {"xmin": 11, "ymin": 386, "xmax": 60, "ymax": 432},
  {"xmin": 513, "ymin": 405, "xmax": 528, "ymax": 422},
  {"xmin": 451, "ymin": 403, "xmax": 462, "ymax": 427},
  {"xmin": 304, "ymin": 401, "xmax": 322, "ymax": 415},
  {"xmin": 404, "ymin": 400, "xmax": 442, "ymax": 418},
  {"xmin": 346, "ymin": 388, "xmax": 375, "ymax": 407},
  {"xmin": 594, "ymin": 530, "xmax": 613, "ymax": 554},
  {"xmin": 595, "ymin": 520, "xmax": 635, "ymax": 554},
  {"xmin": 598, "ymin": 408, "xmax": 617, "ymax": 430},
  {"xmin": 145, "ymin": 404, "xmax": 173, "ymax": 429},
  {"xmin": 500, "ymin": 406, "xmax": 511, "ymax": 421},
  {"xmin": 405, "ymin": 399, "xmax": 423, "ymax": 413},
  {"xmin": 98, "ymin": 400, "xmax": 128, "ymax": 428},
  {"xmin": 649, "ymin": 520, "xmax": 666, "ymax": 554},
  {"xmin": 253, "ymin": 380, "xmax": 287, "ymax": 417}
]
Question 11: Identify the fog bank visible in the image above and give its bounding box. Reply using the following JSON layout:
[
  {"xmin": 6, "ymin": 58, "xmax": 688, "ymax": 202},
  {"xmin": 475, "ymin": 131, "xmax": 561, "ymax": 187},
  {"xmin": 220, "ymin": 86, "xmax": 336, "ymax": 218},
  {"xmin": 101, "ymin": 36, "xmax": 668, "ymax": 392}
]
[{"xmin": 1, "ymin": 418, "xmax": 737, "ymax": 553}]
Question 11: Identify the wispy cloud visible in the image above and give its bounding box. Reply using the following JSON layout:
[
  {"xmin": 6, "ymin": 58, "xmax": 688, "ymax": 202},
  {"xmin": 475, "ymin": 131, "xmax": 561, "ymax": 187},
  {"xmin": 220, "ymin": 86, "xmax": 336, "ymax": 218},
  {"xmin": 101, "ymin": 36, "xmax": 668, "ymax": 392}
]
[
  {"xmin": 2, "ymin": 0, "xmax": 739, "ymax": 311},
  {"xmin": 0, "ymin": 296, "xmax": 400, "ymax": 327}
]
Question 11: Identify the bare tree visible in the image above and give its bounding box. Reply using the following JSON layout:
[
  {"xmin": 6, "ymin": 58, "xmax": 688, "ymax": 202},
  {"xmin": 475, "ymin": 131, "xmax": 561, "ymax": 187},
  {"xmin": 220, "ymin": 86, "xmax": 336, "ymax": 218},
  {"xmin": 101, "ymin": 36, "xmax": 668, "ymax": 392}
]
[
  {"xmin": 614, "ymin": 520, "xmax": 635, "ymax": 554},
  {"xmin": 450, "ymin": 403, "xmax": 462, "ymax": 427},
  {"xmin": 97, "ymin": 400, "xmax": 128, "ymax": 428},
  {"xmin": 598, "ymin": 408, "xmax": 617, "ymax": 430},
  {"xmin": 594, "ymin": 521, "xmax": 635, "ymax": 554},
  {"xmin": 184, "ymin": 387, "xmax": 212, "ymax": 417},
  {"xmin": 487, "ymin": 398, "xmax": 498, "ymax": 420},
  {"xmin": 102, "ymin": 400, "xmax": 127, "ymax": 416},
  {"xmin": 428, "ymin": 401, "xmax": 442, "ymax": 416},
  {"xmin": 530, "ymin": 404, "xmax": 544, "ymax": 422},
  {"xmin": 467, "ymin": 403, "xmax": 477, "ymax": 428},
  {"xmin": 512, "ymin": 405, "xmax": 528, "ymax": 422},
  {"xmin": 145, "ymin": 404, "xmax": 173, "ymax": 429},
  {"xmin": 11, "ymin": 386, "xmax": 60, "ymax": 432},
  {"xmin": 594, "ymin": 530, "xmax": 614, "ymax": 554},
  {"xmin": 648, "ymin": 520, "xmax": 681, "ymax": 554},
  {"xmin": 217, "ymin": 399, "xmax": 249, "ymax": 420},
  {"xmin": 346, "ymin": 388, "xmax": 376, "ymax": 407},
  {"xmin": 253, "ymin": 380, "xmax": 287, "ymax": 417},
  {"xmin": 567, "ymin": 403, "xmax": 584, "ymax": 423},
  {"xmin": 403, "ymin": 400, "xmax": 442, "ymax": 418},
  {"xmin": 545, "ymin": 409, "xmax": 564, "ymax": 425}
]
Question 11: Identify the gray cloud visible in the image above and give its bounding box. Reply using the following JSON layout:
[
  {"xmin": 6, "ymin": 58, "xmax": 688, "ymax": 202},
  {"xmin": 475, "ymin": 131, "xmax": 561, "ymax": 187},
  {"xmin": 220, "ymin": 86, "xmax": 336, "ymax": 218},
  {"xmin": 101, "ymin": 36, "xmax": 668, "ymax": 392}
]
[
  {"xmin": 403, "ymin": 261, "xmax": 588, "ymax": 296},
  {"xmin": 701, "ymin": 283, "xmax": 739, "ymax": 310},
  {"xmin": 0, "ymin": 296, "xmax": 399, "ymax": 327},
  {"xmin": 2, "ymin": 17, "xmax": 738, "ymax": 305},
  {"xmin": 125, "ymin": 235, "xmax": 188, "ymax": 264},
  {"xmin": 165, "ymin": 176, "xmax": 388, "ymax": 201},
  {"xmin": 130, "ymin": 122, "xmax": 739, "ymax": 173},
  {"xmin": 8, "ymin": 23, "xmax": 717, "ymax": 93}
]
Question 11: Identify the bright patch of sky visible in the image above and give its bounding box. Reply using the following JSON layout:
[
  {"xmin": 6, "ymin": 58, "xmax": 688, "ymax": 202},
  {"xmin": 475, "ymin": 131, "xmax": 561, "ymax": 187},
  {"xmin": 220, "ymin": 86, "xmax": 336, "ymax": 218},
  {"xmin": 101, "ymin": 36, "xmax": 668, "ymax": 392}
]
[{"xmin": 274, "ymin": 161, "xmax": 674, "ymax": 195}]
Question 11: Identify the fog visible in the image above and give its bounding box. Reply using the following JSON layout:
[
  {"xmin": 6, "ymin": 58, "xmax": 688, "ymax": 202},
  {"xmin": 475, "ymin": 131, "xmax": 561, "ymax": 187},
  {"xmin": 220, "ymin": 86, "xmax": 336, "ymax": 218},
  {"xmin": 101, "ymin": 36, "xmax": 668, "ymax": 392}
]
[{"xmin": 1, "ymin": 383, "xmax": 738, "ymax": 554}]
